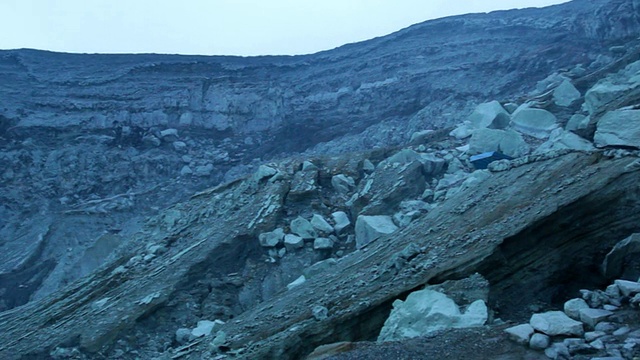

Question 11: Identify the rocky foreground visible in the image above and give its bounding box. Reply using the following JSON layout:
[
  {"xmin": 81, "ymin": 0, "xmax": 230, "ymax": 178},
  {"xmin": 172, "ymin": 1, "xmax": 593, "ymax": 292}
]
[{"xmin": 2, "ymin": 1, "xmax": 640, "ymax": 360}]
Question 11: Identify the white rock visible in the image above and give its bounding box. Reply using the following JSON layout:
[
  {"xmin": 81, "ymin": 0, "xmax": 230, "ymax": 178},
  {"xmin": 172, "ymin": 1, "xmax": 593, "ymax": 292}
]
[
  {"xmin": 511, "ymin": 106, "xmax": 559, "ymax": 139},
  {"xmin": 254, "ymin": 165, "xmax": 278, "ymax": 181},
  {"xmin": 467, "ymin": 101, "xmax": 511, "ymax": 129},
  {"xmin": 585, "ymin": 82, "xmax": 636, "ymax": 115},
  {"xmin": 331, "ymin": 174, "xmax": 355, "ymax": 194},
  {"xmin": 535, "ymin": 128, "xmax": 594, "ymax": 154},
  {"xmin": 258, "ymin": 228, "xmax": 285, "ymax": 247},
  {"xmin": 311, "ymin": 214, "xmax": 334, "ymax": 234},
  {"xmin": 291, "ymin": 217, "xmax": 318, "ymax": 239},
  {"xmin": 332, "ymin": 211, "xmax": 351, "ymax": 235},
  {"xmin": 614, "ymin": 279, "xmax": 640, "ymax": 297},
  {"xmin": 287, "ymin": 275, "xmax": 306, "ymax": 290},
  {"xmin": 530, "ymin": 311, "xmax": 584, "ymax": 336},
  {"xmin": 468, "ymin": 128, "xmax": 529, "ymax": 158},
  {"xmin": 191, "ymin": 320, "xmax": 224, "ymax": 338},
  {"xmin": 594, "ymin": 110, "xmax": 640, "ymax": 148},
  {"xmin": 504, "ymin": 324, "xmax": 535, "ymax": 345},
  {"xmin": 355, "ymin": 215, "xmax": 398, "ymax": 249},
  {"xmin": 566, "ymin": 114, "xmax": 590, "ymax": 131},
  {"xmin": 313, "ymin": 237, "xmax": 334, "ymax": 250},
  {"xmin": 377, "ymin": 289, "xmax": 487, "ymax": 342},
  {"xmin": 564, "ymin": 298, "xmax": 590, "ymax": 320},
  {"xmin": 579, "ymin": 308, "xmax": 613, "ymax": 328},
  {"xmin": 529, "ymin": 333, "xmax": 551, "ymax": 350},
  {"xmin": 553, "ymin": 80, "xmax": 581, "ymax": 107},
  {"xmin": 284, "ymin": 234, "xmax": 304, "ymax": 250}
]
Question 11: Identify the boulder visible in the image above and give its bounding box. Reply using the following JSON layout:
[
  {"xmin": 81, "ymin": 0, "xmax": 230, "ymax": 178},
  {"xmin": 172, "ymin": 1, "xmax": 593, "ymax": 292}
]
[
  {"xmin": 194, "ymin": 164, "xmax": 214, "ymax": 177},
  {"xmin": 160, "ymin": 128, "xmax": 179, "ymax": 142},
  {"xmin": 313, "ymin": 238, "xmax": 334, "ymax": 250},
  {"xmin": 377, "ymin": 289, "xmax": 487, "ymax": 342},
  {"xmin": 594, "ymin": 110, "xmax": 640, "ymax": 148},
  {"xmin": 530, "ymin": 311, "xmax": 584, "ymax": 336},
  {"xmin": 511, "ymin": 106, "xmax": 559, "ymax": 139},
  {"xmin": 468, "ymin": 128, "xmax": 529, "ymax": 158},
  {"xmin": 553, "ymin": 80, "xmax": 581, "ymax": 107},
  {"xmin": 284, "ymin": 234, "xmax": 304, "ymax": 251},
  {"xmin": 467, "ymin": 101, "xmax": 511, "ymax": 129},
  {"xmin": 585, "ymin": 82, "xmax": 637, "ymax": 115},
  {"xmin": 450, "ymin": 123, "xmax": 474, "ymax": 139},
  {"xmin": 409, "ymin": 130, "xmax": 434, "ymax": 145},
  {"xmin": 505, "ymin": 324, "xmax": 535, "ymax": 345},
  {"xmin": 175, "ymin": 328, "xmax": 191, "ymax": 344},
  {"xmin": 534, "ymin": 129, "xmax": 594, "ymax": 154},
  {"xmin": 419, "ymin": 154, "xmax": 446, "ymax": 175},
  {"xmin": 258, "ymin": 228, "xmax": 285, "ymax": 247},
  {"xmin": 579, "ymin": 308, "xmax": 613, "ymax": 328},
  {"xmin": 355, "ymin": 215, "xmax": 398, "ymax": 249},
  {"xmin": 290, "ymin": 217, "xmax": 317, "ymax": 239},
  {"xmin": 529, "ymin": 333, "xmax": 551, "ymax": 350},
  {"xmin": 564, "ymin": 298, "xmax": 590, "ymax": 320},
  {"xmin": 180, "ymin": 166, "xmax": 193, "ymax": 176},
  {"xmin": 286, "ymin": 275, "xmax": 306, "ymax": 290},
  {"xmin": 331, "ymin": 174, "xmax": 355, "ymax": 195},
  {"xmin": 331, "ymin": 212, "xmax": 351, "ymax": 235},
  {"xmin": 602, "ymin": 233, "xmax": 640, "ymax": 280},
  {"xmin": 310, "ymin": 215, "xmax": 334, "ymax": 235},
  {"xmin": 566, "ymin": 114, "xmax": 590, "ymax": 131},
  {"xmin": 191, "ymin": 320, "xmax": 224, "ymax": 338},
  {"xmin": 254, "ymin": 165, "xmax": 278, "ymax": 182},
  {"xmin": 614, "ymin": 279, "xmax": 640, "ymax": 297},
  {"xmin": 172, "ymin": 141, "xmax": 187, "ymax": 152}
]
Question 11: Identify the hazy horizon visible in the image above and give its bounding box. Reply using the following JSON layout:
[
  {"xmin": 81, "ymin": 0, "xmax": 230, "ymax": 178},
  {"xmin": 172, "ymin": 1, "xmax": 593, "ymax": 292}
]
[{"xmin": 1, "ymin": 0, "xmax": 570, "ymax": 56}]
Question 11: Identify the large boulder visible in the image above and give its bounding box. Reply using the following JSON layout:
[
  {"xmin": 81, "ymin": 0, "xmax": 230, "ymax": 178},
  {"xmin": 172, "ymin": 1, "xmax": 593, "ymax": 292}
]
[
  {"xmin": 594, "ymin": 110, "xmax": 640, "ymax": 148},
  {"xmin": 602, "ymin": 233, "xmax": 640, "ymax": 280},
  {"xmin": 290, "ymin": 217, "xmax": 318, "ymax": 239},
  {"xmin": 566, "ymin": 114, "xmax": 589, "ymax": 131},
  {"xmin": 467, "ymin": 101, "xmax": 511, "ymax": 129},
  {"xmin": 258, "ymin": 228, "xmax": 285, "ymax": 247},
  {"xmin": 377, "ymin": 289, "xmax": 487, "ymax": 342},
  {"xmin": 534, "ymin": 129, "xmax": 594, "ymax": 154},
  {"xmin": 511, "ymin": 107, "xmax": 559, "ymax": 139},
  {"xmin": 553, "ymin": 80, "xmax": 581, "ymax": 107},
  {"xmin": 468, "ymin": 128, "xmax": 529, "ymax": 157},
  {"xmin": 530, "ymin": 311, "xmax": 583, "ymax": 336},
  {"xmin": 585, "ymin": 82, "xmax": 637, "ymax": 115},
  {"xmin": 355, "ymin": 215, "xmax": 398, "ymax": 249}
]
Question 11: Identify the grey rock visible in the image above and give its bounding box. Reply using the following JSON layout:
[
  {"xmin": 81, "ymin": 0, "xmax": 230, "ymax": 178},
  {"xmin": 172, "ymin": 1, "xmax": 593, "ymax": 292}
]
[
  {"xmin": 254, "ymin": 165, "xmax": 278, "ymax": 181},
  {"xmin": 331, "ymin": 211, "xmax": 351, "ymax": 235},
  {"xmin": 331, "ymin": 174, "xmax": 355, "ymax": 195},
  {"xmin": 419, "ymin": 153, "xmax": 446, "ymax": 175},
  {"xmin": 529, "ymin": 333, "xmax": 551, "ymax": 350},
  {"xmin": 467, "ymin": 100, "xmax": 511, "ymax": 129},
  {"xmin": 258, "ymin": 228, "xmax": 285, "ymax": 248},
  {"xmin": 142, "ymin": 135, "xmax": 161, "ymax": 147},
  {"xmin": 302, "ymin": 161, "xmax": 318, "ymax": 171},
  {"xmin": 511, "ymin": 106, "xmax": 559, "ymax": 139},
  {"xmin": 286, "ymin": 275, "xmax": 306, "ymax": 290},
  {"xmin": 544, "ymin": 343, "xmax": 570, "ymax": 360},
  {"xmin": 595, "ymin": 110, "xmax": 640, "ymax": 148},
  {"xmin": 160, "ymin": 128, "xmax": 179, "ymax": 142},
  {"xmin": 613, "ymin": 326, "xmax": 631, "ymax": 336},
  {"xmin": 468, "ymin": 128, "xmax": 529, "ymax": 158},
  {"xmin": 614, "ymin": 279, "xmax": 640, "ymax": 297},
  {"xmin": 535, "ymin": 128, "xmax": 594, "ymax": 154},
  {"xmin": 603, "ymin": 233, "xmax": 640, "ymax": 280},
  {"xmin": 290, "ymin": 217, "xmax": 318, "ymax": 239},
  {"xmin": 564, "ymin": 298, "xmax": 590, "ymax": 320},
  {"xmin": 355, "ymin": 215, "xmax": 398, "ymax": 249},
  {"xmin": 530, "ymin": 311, "xmax": 584, "ymax": 336},
  {"xmin": 310, "ymin": 214, "xmax": 334, "ymax": 235},
  {"xmin": 194, "ymin": 164, "xmax": 214, "ymax": 177},
  {"xmin": 191, "ymin": 320, "xmax": 223, "ymax": 338},
  {"xmin": 553, "ymin": 79, "xmax": 581, "ymax": 107},
  {"xmin": 175, "ymin": 328, "xmax": 191, "ymax": 344},
  {"xmin": 566, "ymin": 114, "xmax": 590, "ymax": 131},
  {"xmin": 172, "ymin": 141, "xmax": 187, "ymax": 152},
  {"xmin": 585, "ymin": 82, "xmax": 637, "ymax": 115},
  {"xmin": 180, "ymin": 165, "xmax": 193, "ymax": 176},
  {"xmin": 504, "ymin": 324, "xmax": 534, "ymax": 345},
  {"xmin": 303, "ymin": 258, "xmax": 337, "ymax": 279},
  {"xmin": 378, "ymin": 289, "xmax": 487, "ymax": 342},
  {"xmin": 595, "ymin": 322, "xmax": 618, "ymax": 334},
  {"xmin": 312, "ymin": 305, "xmax": 328, "ymax": 321},
  {"xmin": 585, "ymin": 331, "xmax": 606, "ymax": 342},
  {"xmin": 409, "ymin": 130, "xmax": 434, "ymax": 145},
  {"xmin": 362, "ymin": 159, "xmax": 375, "ymax": 173},
  {"xmin": 313, "ymin": 238, "xmax": 333, "ymax": 250},
  {"xmin": 284, "ymin": 234, "xmax": 304, "ymax": 250},
  {"xmin": 579, "ymin": 308, "xmax": 613, "ymax": 328}
]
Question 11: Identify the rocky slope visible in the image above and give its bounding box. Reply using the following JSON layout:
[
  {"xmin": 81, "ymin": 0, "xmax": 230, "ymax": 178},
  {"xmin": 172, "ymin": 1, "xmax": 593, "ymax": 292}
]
[{"xmin": 1, "ymin": 0, "xmax": 640, "ymax": 359}]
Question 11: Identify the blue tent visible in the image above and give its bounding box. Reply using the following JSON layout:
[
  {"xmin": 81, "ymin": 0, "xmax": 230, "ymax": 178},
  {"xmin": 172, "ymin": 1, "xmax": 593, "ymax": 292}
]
[{"xmin": 470, "ymin": 152, "xmax": 513, "ymax": 170}]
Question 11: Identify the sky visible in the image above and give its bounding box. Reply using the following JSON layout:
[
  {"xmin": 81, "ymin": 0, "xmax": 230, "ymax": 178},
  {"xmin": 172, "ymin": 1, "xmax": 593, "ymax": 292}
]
[{"xmin": 0, "ymin": 0, "xmax": 570, "ymax": 56}]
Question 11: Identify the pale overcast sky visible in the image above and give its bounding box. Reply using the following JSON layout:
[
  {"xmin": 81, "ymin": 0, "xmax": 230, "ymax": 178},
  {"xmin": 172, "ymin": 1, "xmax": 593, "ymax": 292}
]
[{"xmin": 1, "ymin": 0, "xmax": 569, "ymax": 56}]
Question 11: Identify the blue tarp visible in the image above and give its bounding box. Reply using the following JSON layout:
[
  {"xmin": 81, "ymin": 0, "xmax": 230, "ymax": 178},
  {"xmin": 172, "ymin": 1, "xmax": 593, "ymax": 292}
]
[{"xmin": 470, "ymin": 152, "xmax": 513, "ymax": 170}]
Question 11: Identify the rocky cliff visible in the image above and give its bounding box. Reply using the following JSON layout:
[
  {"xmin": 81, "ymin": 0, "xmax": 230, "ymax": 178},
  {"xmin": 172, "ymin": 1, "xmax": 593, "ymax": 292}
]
[{"xmin": 1, "ymin": 0, "xmax": 640, "ymax": 359}]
